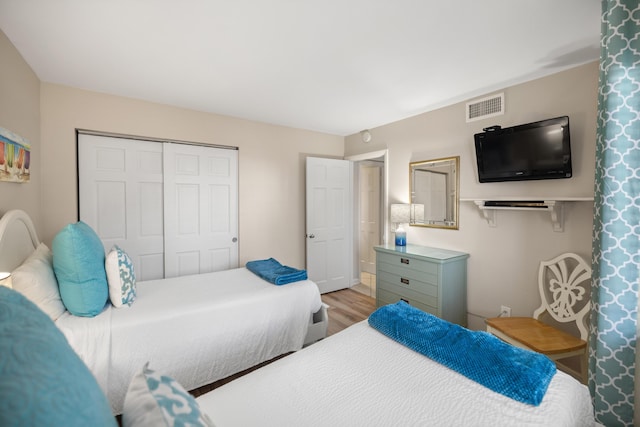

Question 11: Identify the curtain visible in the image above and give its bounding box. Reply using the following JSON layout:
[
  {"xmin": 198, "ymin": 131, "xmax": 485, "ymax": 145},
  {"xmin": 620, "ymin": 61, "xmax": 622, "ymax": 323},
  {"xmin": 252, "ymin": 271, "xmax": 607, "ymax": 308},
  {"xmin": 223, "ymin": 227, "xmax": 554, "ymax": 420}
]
[{"xmin": 589, "ymin": 0, "xmax": 640, "ymax": 425}]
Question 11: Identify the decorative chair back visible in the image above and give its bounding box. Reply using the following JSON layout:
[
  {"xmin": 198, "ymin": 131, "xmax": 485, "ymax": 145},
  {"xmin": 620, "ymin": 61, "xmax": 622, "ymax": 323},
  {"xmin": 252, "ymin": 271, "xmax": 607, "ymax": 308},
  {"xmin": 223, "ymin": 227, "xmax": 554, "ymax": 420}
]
[{"xmin": 532, "ymin": 253, "xmax": 591, "ymax": 341}]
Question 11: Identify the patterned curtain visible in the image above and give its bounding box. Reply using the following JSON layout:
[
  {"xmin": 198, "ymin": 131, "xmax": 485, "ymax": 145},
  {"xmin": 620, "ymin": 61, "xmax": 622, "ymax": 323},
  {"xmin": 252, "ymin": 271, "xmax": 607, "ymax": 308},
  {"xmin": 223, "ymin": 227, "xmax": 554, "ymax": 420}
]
[{"xmin": 589, "ymin": 0, "xmax": 640, "ymax": 425}]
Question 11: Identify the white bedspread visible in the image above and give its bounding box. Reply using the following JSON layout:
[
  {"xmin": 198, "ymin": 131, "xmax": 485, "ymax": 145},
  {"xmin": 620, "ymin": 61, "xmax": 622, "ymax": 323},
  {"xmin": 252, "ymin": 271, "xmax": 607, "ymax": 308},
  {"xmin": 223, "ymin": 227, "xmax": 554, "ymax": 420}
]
[
  {"xmin": 56, "ymin": 268, "xmax": 322, "ymax": 414},
  {"xmin": 197, "ymin": 321, "xmax": 597, "ymax": 427}
]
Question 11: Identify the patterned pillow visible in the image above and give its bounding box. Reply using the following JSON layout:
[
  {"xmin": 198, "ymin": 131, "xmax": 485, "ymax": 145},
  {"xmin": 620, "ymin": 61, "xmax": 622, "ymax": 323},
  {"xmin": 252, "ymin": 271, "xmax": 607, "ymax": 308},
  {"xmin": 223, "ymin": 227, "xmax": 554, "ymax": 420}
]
[
  {"xmin": 105, "ymin": 245, "xmax": 136, "ymax": 308},
  {"xmin": 122, "ymin": 363, "xmax": 213, "ymax": 427}
]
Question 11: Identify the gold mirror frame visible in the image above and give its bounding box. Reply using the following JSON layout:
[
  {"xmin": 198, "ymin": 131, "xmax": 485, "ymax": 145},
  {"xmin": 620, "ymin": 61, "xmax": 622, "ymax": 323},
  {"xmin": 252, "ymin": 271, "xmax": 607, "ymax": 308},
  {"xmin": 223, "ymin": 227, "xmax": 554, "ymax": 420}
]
[{"xmin": 409, "ymin": 156, "xmax": 459, "ymax": 230}]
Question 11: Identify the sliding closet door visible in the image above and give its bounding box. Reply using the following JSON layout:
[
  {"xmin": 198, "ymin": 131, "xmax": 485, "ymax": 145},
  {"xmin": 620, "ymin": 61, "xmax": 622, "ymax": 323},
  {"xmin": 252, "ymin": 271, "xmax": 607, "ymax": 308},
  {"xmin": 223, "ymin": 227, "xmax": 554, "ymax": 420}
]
[
  {"xmin": 163, "ymin": 143, "xmax": 238, "ymax": 277},
  {"xmin": 79, "ymin": 133, "xmax": 239, "ymax": 281},
  {"xmin": 78, "ymin": 135, "xmax": 165, "ymax": 281}
]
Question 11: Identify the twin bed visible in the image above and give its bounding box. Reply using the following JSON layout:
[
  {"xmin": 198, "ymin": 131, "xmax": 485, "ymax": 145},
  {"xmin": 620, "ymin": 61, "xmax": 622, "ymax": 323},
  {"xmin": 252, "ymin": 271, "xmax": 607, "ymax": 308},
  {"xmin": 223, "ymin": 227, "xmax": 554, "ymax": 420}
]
[
  {"xmin": 0, "ymin": 210, "xmax": 325, "ymax": 414},
  {"xmin": 56, "ymin": 269, "xmax": 324, "ymax": 413},
  {"xmin": 196, "ymin": 319, "xmax": 596, "ymax": 426},
  {"xmin": 0, "ymin": 209, "xmax": 598, "ymax": 426}
]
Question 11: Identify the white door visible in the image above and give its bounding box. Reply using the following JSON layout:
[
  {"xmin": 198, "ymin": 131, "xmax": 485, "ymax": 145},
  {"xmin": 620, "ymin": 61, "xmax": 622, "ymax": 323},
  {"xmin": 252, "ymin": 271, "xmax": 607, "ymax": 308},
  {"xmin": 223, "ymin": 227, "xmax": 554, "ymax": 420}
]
[
  {"xmin": 163, "ymin": 143, "xmax": 239, "ymax": 277},
  {"xmin": 78, "ymin": 135, "xmax": 165, "ymax": 281},
  {"xmin": 359, "ymin": 164, "xmax": 381, "ymax": 275},
  {"xmin": 79, "ymin": 134, "xmax": 239, "ymax": 280},
  {"xmin": 305, "ymin": 157, "xmax": 351, "ymax": 294}
]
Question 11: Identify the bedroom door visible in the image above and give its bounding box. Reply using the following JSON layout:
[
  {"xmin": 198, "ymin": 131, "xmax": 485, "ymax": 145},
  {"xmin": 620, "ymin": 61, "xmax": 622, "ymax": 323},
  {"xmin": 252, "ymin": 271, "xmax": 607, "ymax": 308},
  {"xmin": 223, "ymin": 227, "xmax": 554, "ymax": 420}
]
[
  {"xmin": 305, "ymin": 157, "xmax": 351, "ymax": 294},
  {"xmin": 163, "ymin": 143, "xmax": 239, "ymax": 277},
  {"xmin": 78, "ymin": 133, "xmax": 239, "ymax": 281}
]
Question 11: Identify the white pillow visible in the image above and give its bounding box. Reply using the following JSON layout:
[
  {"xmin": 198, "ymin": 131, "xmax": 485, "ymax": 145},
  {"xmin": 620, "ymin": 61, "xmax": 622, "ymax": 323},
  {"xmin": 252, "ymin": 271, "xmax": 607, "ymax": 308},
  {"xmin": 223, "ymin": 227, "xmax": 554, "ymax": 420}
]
[
  {"xmin": 122, "ymin": 363, "xmax": 214, "ymax": 427},
  {"xmin": 11, "ymin": 243, "xmax": 66, "ymax": 321},
  {"xmin": 105, "ymin": 245, "xmax": 137, "ymax": 308}
]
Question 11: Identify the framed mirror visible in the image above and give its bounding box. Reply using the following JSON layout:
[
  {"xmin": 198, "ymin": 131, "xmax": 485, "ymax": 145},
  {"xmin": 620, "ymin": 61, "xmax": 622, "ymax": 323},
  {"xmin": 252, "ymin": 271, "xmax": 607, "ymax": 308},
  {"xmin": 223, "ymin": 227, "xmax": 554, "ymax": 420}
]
[{"xmin": 409, "ymin": 156, "xmax": 459, "ymax": 230}]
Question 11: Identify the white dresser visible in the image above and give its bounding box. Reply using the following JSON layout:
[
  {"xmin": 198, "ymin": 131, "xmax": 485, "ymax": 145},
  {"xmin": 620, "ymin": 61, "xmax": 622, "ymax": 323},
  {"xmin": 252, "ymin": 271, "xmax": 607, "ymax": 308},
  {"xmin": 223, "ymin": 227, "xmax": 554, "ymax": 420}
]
[{"xmin": 374, "ymin": 244, "xmax": 469, "ymax": 326}]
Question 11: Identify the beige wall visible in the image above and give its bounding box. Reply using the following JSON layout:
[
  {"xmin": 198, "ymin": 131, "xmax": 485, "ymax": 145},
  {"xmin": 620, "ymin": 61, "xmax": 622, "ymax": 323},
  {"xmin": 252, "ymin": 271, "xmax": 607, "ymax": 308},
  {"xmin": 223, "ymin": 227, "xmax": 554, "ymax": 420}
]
[
  {"xmin": 2, "ymin": 24, "xmax": 599, "ymax": 328},
  {"xmin": 39, "ymin": 84, "xmax": 343, "ymax": 268},
  {"xmin": 345, "ymin": 62, "xmax": 598, "ymax": 329},
  {"xmin": 0, "ymin": 30, "xmax": 41, "ymax": 230},
  {"xmin": 0, "ymin": 25, "xmax": 342, "ymax": 272}
]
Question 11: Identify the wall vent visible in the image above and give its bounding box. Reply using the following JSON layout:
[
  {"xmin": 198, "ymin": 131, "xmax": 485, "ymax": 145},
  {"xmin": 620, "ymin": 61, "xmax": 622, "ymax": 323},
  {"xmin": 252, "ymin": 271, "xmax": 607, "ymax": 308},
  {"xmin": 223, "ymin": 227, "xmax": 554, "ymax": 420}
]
[{"xmin": 466, "ymin": 93, "xmax": 504, "ymax": 122}]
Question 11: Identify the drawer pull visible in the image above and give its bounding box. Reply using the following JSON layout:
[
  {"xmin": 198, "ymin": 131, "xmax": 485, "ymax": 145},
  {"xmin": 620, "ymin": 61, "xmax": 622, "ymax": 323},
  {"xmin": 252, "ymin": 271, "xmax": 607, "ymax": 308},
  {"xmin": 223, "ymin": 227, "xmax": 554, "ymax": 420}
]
[
  {"xmin": 400, "ymin": 258, "xmax": 410, "ymax": 265},
  {"xmin": 400, "ymin": 277, "xmax": 410, "ymax": 285}
]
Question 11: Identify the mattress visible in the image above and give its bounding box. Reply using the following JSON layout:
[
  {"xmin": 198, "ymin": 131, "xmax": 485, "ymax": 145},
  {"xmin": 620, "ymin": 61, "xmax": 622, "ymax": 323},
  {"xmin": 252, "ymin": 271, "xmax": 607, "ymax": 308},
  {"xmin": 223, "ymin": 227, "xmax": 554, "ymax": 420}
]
[
  {"xmin": 56, "ymin": 267, "xmax": 322, "ymax": 414},
  {"xmin": 196, "ymin": 321, "xmax": 597, "ymax": 427}
]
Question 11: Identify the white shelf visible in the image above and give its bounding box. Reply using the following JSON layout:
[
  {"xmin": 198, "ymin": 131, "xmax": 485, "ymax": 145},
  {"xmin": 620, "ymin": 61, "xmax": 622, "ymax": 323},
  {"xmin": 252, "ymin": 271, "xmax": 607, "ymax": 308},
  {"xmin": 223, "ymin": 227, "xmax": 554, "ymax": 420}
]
[{"xmin": 460, "ymin": 197, "xmax": 594, "ymax": 232}]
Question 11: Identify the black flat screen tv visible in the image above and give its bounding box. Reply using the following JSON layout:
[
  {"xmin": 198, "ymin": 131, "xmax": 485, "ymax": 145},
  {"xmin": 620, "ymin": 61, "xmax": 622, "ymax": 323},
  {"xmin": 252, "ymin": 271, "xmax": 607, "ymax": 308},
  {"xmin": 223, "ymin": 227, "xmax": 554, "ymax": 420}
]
[{"xmin": 474, "ymin": 116, "xmax": 572, "ymax": 183}]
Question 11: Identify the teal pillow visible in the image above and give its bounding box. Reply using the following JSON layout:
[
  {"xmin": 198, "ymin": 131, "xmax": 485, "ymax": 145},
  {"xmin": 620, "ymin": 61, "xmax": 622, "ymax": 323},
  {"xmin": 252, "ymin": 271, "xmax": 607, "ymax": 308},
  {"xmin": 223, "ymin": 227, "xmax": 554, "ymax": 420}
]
[
  {"xmin": 52, "ymin": 221, "xmax": 108, "ymax": 317},
  {"xmin": 0, "ymin": 286, "xmax": 116, "ymax": 427}
]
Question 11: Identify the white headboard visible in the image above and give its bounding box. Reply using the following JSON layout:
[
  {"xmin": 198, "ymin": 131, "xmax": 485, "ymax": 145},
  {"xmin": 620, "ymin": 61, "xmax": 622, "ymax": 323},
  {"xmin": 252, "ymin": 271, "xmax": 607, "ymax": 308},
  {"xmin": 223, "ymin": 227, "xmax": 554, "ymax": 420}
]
[{"xmin": 0, "ymin": 210, "xmax": 40, "ymax": 272}]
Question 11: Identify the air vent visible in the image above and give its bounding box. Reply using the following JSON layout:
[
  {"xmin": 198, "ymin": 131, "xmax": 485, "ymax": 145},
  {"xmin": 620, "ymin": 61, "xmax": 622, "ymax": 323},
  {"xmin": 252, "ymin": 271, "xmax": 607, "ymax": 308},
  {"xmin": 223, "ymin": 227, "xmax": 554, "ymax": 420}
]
[{"xmin": 466, "ymin": 93, "xmax": 504, "ymax": 122}]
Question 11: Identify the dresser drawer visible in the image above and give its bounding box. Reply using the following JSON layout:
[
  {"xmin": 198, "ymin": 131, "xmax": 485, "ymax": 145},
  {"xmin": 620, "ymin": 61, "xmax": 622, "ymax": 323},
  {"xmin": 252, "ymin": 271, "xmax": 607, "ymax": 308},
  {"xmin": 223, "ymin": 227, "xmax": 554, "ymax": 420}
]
[
  {"xmin": 376, "ymin": 252, "xmax": 439, "ymax": 276},
  {"xmin": 377, "ymin": 261, "xmax": 438, "ymax": 286},
  {"xmin": 377, "ymin": 270, "xmax": 438, "ymax": 299},
  {"xmin": 377, "ymin": 288, "xmax": 439, "ymax": 317}
]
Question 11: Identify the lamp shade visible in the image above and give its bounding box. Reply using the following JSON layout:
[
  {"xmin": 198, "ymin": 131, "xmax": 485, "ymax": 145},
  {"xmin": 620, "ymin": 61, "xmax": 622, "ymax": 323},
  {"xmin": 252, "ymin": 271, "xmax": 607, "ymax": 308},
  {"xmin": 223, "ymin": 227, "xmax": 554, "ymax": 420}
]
[
  {"xmin": 390, "ymin": 204, "xmax": 410, "ymax": 224},
  {"xmin": 0, "ymin": 272, "xmax": 11, "ymax": 288}
]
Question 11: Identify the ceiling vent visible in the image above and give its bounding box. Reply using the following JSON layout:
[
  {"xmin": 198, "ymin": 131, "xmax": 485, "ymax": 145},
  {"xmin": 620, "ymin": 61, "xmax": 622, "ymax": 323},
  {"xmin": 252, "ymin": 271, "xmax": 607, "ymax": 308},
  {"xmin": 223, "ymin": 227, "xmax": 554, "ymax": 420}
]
[{"xmin": 466, "ymin": 93, "xmax": 504, "ymax": 122}]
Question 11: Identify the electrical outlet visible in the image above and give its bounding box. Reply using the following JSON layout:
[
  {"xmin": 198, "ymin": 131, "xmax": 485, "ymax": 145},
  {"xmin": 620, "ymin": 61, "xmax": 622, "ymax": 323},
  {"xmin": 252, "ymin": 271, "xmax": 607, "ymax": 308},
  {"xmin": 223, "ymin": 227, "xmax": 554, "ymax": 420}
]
[{"xmin": 500, "ymin": 305, "xmax": 511, "ymax": 317}]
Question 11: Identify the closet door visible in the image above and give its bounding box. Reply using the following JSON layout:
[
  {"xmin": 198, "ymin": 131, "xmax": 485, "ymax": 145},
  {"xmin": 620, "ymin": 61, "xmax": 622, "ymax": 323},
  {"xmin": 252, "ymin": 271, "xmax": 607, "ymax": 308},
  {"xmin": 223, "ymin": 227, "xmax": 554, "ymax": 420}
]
[
  {"xmin": 78, "ymin": 134, "xmax": 239, "ymax": 281},
  {"xmin": 78, "ymin": 135, "xmax": 165, "ymax": 281},
  {"xmin": 163, "ymin": 143, "xmax": 239, "ymax": 277}
]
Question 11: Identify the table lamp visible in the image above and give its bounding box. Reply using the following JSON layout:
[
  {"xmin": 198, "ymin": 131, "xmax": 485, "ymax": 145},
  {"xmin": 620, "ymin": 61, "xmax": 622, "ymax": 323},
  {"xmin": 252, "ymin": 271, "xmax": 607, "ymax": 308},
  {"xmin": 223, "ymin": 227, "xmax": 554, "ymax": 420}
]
[{"xmin": 390, "ymin": 204, "xmax": 410, "ymax": 246}]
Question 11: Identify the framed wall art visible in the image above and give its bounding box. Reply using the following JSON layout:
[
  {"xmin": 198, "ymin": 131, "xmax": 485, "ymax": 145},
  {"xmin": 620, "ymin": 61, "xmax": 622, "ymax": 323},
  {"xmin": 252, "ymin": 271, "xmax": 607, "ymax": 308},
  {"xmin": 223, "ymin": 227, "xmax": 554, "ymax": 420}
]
[{"xmin": 0, "ymin": 127, "xmax": 30, "ymax": 183}]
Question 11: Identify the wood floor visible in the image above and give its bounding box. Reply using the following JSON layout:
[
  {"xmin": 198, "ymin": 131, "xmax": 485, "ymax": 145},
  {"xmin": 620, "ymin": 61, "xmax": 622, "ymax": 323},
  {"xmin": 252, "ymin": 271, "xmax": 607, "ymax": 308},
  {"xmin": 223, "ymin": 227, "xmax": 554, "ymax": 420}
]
[{"xmin": 321, "ymin": 288, "xmax": 377, "ymax": 336}]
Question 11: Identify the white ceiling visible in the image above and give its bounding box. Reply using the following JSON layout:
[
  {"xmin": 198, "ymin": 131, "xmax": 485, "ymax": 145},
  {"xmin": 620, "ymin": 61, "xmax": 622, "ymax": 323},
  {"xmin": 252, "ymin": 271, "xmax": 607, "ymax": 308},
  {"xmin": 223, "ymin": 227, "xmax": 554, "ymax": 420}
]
[{"xmin": 0, "ymin": 1, "xmax": 600, "ymax": 136}]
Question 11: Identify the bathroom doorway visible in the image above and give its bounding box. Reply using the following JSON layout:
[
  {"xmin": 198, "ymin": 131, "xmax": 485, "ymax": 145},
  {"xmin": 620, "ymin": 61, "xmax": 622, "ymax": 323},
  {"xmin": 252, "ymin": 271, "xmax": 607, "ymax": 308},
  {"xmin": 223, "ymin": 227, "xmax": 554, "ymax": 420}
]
[{"xmin": 352, "ymin": 158, "xmax": 384, "ymax": 298}]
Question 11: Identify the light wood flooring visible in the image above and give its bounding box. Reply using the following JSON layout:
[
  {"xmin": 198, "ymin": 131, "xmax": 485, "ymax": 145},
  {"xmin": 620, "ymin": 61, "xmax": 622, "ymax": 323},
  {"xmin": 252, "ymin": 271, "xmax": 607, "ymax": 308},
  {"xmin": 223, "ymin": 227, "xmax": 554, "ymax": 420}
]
[{"xmin": 321, "ymin": 287, "xmax": 377, "ymax": 336}]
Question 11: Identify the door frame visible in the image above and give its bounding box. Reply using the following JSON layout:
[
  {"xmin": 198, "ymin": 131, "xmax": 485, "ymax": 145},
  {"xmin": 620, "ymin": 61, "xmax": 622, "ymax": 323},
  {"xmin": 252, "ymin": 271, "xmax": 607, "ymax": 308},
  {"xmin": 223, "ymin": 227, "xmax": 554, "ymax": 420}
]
[{"xmin": 346, "ymin": 149, "xmax": 389, "ymax": 287}]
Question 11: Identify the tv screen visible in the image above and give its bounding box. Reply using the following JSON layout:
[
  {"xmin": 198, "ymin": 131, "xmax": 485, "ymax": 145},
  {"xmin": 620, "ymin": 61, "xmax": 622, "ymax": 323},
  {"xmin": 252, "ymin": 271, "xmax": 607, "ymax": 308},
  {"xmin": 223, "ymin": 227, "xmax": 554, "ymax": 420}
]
[{"xmin": 474, "ymin": 116, "xmax": 572, "ymax": 183}]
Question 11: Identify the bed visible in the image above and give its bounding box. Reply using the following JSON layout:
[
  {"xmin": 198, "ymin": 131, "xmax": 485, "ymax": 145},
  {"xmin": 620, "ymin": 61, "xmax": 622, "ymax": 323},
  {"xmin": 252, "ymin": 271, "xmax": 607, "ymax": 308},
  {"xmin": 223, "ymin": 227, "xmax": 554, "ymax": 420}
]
[
  {"xmin": 194, "ymin": 316, "xmax": 598, "ymax": 426},
  {"xmin": 0, "ymin": 209, "xmax": 326, "ymax": 415}
]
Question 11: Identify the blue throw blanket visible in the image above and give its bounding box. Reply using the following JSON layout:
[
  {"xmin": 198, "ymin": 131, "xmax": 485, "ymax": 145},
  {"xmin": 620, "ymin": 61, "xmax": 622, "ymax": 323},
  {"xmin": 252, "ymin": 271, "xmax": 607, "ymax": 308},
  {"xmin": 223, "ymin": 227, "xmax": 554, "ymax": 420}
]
[
  {"xmin": 368, "ymin": 301, "xmax": 556, "ymax": 406},
  {"xmin": 246, "ymin": 258, "xmax": 308, "ymax": 285}
]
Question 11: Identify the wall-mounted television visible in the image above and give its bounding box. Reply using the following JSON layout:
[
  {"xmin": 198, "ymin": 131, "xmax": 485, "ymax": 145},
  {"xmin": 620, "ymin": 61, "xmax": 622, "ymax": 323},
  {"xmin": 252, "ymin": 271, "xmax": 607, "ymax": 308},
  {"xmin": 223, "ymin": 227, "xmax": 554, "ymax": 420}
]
[{"xmin": 474, "ymin": 116, "xmax": 572, "ymax": 183}]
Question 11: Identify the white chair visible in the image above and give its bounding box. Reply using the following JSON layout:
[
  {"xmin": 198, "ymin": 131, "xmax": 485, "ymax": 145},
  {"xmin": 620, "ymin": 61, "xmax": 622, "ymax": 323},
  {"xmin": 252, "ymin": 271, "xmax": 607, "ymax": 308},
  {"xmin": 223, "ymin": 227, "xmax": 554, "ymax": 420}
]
[{"xmin": 485, "ymin": 253, "xmax": 591, "ymax": 383}]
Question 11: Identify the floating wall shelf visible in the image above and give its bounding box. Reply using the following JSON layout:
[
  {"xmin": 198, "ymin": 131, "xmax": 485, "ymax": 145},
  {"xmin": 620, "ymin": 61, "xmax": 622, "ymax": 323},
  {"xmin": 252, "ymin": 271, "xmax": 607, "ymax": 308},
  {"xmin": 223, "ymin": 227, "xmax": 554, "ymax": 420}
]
[{"xmin": 460, "ymin": 197, "xmax": 594, "ymax": 232}]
